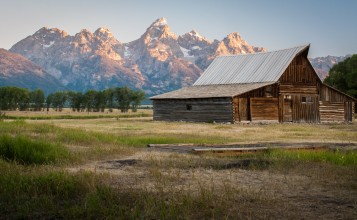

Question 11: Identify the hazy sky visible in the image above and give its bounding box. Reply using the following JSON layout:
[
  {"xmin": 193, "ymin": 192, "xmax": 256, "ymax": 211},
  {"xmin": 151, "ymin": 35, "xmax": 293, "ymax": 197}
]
[{"xmin": 0, "ymin": 0, "xmax": 356, "ymax": 57}]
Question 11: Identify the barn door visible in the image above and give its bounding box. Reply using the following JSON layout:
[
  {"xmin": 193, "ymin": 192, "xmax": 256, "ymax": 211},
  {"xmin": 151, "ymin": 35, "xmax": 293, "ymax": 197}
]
[
  {"xmin": 239, "ymin": 98, "xmax": 249, "ymax": 121},
  {"xmin": 283, "ymin": 95, "xmax": 292, "ymax": 122}
]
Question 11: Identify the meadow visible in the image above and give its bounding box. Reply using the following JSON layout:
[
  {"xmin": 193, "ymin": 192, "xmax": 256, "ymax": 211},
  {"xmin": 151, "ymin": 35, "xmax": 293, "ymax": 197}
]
[{"xmin": 0, "ymin": 109, "xmax": 356, "ymax": 219}]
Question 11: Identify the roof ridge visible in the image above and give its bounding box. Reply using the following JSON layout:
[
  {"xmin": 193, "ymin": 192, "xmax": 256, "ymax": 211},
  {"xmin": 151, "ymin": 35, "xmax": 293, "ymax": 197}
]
[
  {"xmin": 192, "ymin": 82, "xmax": 276, "ymax": 87},
  {"xmin": 216, "ymin": 44, "xmax": 310, "ymax": 58}
]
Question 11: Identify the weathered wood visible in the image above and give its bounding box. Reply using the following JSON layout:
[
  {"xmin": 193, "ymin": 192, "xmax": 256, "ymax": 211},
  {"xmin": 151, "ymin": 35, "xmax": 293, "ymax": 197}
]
[
  {"xmin": 233, "ymin": 97, "xmax": 239, "ymax": 122},
  {"xmin": 153, "ymin": 98, "xmax": 234, "ymax": 123},
  {"xmin": 250, "ymin": 97, "xmax": 278, "ymax": 121},
  {"xmin": 193, "ymin": 145, "xmax": 327, "ymax": 154},
  {"xmin": 320, "ymin": 84, "xmax": 355, "ymax": 102},
  {"xmin": 148, "ymin": 142, "xmax": 357, "ymax": 154},
  {"xmin": 238, "ymin": 98, "xmax": 248, "ymax": 121},
  {"xmin": 279, "ymin": 55, "xmax": 318, "ymax": 85},
  {"xmin": 319, "ymin": 101, "xmax": 345, "ymax": 122},
  {"xmin": 279, "ymin": 84, "xmax": 317, "ymax": 94}
]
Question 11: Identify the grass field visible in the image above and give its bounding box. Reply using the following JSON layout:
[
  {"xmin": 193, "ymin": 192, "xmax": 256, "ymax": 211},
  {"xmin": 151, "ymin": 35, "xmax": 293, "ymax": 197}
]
[{"xmin": 0, "ymin": 109, "xmax": 356, "ymax": 219}]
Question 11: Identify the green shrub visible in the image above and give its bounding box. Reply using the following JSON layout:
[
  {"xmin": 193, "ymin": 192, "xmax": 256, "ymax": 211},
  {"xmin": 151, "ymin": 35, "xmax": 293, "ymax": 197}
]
[{"xmin": 0, "ymin": 135, "xmax": 71, "ymax": 165}]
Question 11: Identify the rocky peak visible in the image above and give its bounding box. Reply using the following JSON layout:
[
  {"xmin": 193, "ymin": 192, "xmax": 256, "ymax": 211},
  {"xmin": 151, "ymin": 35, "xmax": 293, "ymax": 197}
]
[
  {"xmin": 178, "ymin": 30, "xmax": 212, "ymax": 50},
  {"xmin": 75, "ymin": 29, "xmax": 93, "ymax": 42},
  {"xmin": 34, "ymin": 27, "xmax": 68, "ymax": 38},
  {"xmin": 144, "ymin": 17, "xmax": 177, "ymax": 41},
  {"xmin": 215, "ymin": 32, "xmax": 266, "ymax": 56},
  {"xmin": 151, "ymin": 17, "xmax": 168, "ymax": 27},
  {"xmin": 226, "ymin": 32, "xmax": 243, "ymax": 41},
  {"xmin": 94, "ymin": 27, "xmax": 115, "ymax": 41},
  {"xmin": 188, "ymin": 30, "xmax": 210, "ymax": 42}
]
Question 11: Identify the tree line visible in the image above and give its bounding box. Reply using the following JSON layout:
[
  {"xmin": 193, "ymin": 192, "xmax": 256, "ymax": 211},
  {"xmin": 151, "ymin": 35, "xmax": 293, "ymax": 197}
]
[
  {"xmin": 0, "ymin": 86, "xmax": 146, "ymax": 112},
  {"xmin": 324, "ymin": 54, "xmax": 357, "ymax": 99}
]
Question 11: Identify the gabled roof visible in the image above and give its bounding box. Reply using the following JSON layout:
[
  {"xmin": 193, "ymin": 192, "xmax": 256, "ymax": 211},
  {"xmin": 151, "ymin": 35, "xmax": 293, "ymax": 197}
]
[
  {"xmin": 151, "ymin": 44, "xmax": 313, "ymax": 100},
  {"xmin": 194, "ymin": 44, "xmax": 310, "ymax": 85},
  {"xmin": 151, "ymin": 82, "xmax": 274, "ymax": 99}
]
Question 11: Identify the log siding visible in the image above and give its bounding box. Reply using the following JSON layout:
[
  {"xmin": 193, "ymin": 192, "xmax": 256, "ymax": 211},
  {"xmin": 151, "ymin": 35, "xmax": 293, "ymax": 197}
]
[{"xmin": 153, "ymin": 98, "xmax": 234, "ymax": 123}]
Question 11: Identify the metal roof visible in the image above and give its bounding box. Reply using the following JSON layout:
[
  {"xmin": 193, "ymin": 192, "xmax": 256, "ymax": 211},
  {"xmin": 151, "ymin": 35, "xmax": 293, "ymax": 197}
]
[
  {"xmin": 151, "ymin": 82, "xmax": 275, "ymax": 99},
  {"xmin": 194, "ymin": 44, "xmax": 310, "ymax": 86}
]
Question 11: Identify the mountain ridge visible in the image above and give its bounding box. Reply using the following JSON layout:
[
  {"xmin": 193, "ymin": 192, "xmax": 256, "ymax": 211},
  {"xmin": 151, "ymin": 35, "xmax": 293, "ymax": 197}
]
[
  {"xmin": 5, "ymin": 17, "xmax": 346, "ymax": 94},
  {"xmin": 0, "ymin": 48, "xmax": 64, "ymax": 93}
]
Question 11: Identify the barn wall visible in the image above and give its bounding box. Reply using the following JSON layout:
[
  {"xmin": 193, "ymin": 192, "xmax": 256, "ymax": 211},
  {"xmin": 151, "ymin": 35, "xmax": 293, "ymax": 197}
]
[
  {"xmin": 278, "ymin": 55, "xmax": 320, "ymax": 123},
  {"xmin": 250, "ymin": 98, "xmax": 279, "ymax": 121},
  {"xmin": 279, "ymin": 55, "xmax": 318, "ymax": 85},
  {"xmin": 234, "ymin": 84, "xmax": 279, "ymax": 122},
  {"xmin": 319, "ymin": 101, "xmax": 345, "ymax": 122},
  {"xmin": 320, "ymin": 84, "xmax": 353, "ymax": 102},
  {"xmin": 291, "ymin": 95, "xmax": 320, "ymax": 123},
  {"xmin": 153, "ymin": 98, "xmax": 234, "ymax": 123},
  {"xmin": 319, "ymin": 84, "xmax": 355, "ymax": 122}
]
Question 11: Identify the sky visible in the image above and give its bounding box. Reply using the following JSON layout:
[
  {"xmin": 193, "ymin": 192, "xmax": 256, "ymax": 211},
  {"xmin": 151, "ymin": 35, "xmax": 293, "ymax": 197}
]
[{"xmin": 0, "ymin": 0, "xmax": 356, "ymax": 57}]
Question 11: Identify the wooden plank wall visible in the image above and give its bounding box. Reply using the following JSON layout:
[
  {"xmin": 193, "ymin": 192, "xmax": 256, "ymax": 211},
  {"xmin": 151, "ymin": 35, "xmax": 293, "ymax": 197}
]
[
  {"xmin": 291, "ymin": 95, "xmax": 320, "ymax": 123},
  {"xmin": 153, "ymin": 98, "xmax": 234, "ymax": 123},
  {"xmin": 319, "ymin": 101, "xmax": 345, "ymax": 122},
  {"xmin": 320, "ymin": 84, "xmax": 354, "ymax": 102},
  {"xmin": 233, "ymin": 97, "xmax": 239, "ymax": 122},
  {"xmin": 344, "ymin": 102, "xmax": 353, "ymax": 122},
  {"xmin": 278, "ymin": 55, "xmax": 321, "ymax": 123},
  {"xmin": 279, "ymin": 84, "xmax": 317, "ymax": 94},
  {"xmin": 279, "ymin": 55, "xmax": 318, "ymax": 85},
  {"xmin": 238, "ymin": 98, "xmax": 249, "ymax": 121},
  {"xmin": 239, "ymin": 84, "xmax": 279, "ymax": 98},
  {"xmin": 250, "ymin": 98, "xmax": 279, "ymax": 121}
]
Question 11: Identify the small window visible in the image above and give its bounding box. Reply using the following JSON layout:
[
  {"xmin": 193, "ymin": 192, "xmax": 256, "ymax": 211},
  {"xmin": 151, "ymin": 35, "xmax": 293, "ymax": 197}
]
[
  {"xmin": 186, "ymin": 104, "xmax": 192, "ymax": 110},
  {"xmin": 301, "ymin": 96, "xmax": 312, "ymax": 103},
  {"xmin": 284, "ymin": 95, "xmax": 292, "ymax": 100}
]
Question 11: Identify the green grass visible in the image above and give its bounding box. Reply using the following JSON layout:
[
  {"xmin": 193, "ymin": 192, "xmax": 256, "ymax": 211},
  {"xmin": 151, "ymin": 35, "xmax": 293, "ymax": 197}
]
[
  {"xmin": 0, "ymin": 161, "xmax": 271, "ymax": 219},
  {"xmin": 3, "ymin": 112, "xmax": 151, "ymax": 120},
  {"xmin": 0, "ymin": 120, "xmax": 229, "ymax": 147},
  {"xmin": 0, "ymin": 135, "xmax": 72, "ymax": 165},
  {"xmin": 0, "ymin": 120, "xmax": 230, "ymax": 163},
  {"xmin": 0, "ymin": 119, "xmax": 356, "ymax": 219},
  {"xmin": 264, "ymin": 148, "xmax": 357, "ymax": 166}
]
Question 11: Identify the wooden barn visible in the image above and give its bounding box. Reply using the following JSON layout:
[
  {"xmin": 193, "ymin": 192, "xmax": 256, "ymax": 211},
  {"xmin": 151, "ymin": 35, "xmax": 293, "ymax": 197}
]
[{"xmin": 151, "ymin": 45, "xmax": 356, "ymax": 123}]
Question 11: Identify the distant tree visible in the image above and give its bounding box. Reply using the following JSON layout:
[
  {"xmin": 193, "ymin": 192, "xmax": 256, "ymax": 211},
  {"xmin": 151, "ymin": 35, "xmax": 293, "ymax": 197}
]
[
  {"xmin": 83, "ymin": 90, "xmax": 98, "ymax": 112},
  {"xmin": 104, "ymin": 88, "xmax": 115, "ymax": 112},
  {"xmin": 130, "ymin": 90, "xmax": 145, "ymax": 112},
  {"xmin": 0, "ymin": 86, "xmax": 29, "ymax": 110},
  {"xmin": 67, "ymin": 91, "xmax": 84, "ymax": 112},
  {"xmin": 115, "ymin": 87, "xmax": 132, "ymax": 112},
  {"xmin": 16, "ymin": 88, "xmax": 30, "ymax": 111},
  {"xmin": 45, "ymin": 93, "xmax": 54, "ymax": 112},
  {"xmin": 30, "ymin": 89, "xmax": 45, "ymax": 111},
  {"xmin": 51, "ymin": 91, "xmax": 67, "ymax": 112},
  {"xmin": 324, "ymin": 54, "xmax": 357, "ymax": 99},
  {"xmin": 95, "ymin": 91, "xmax": 106, "ymax": 112}
]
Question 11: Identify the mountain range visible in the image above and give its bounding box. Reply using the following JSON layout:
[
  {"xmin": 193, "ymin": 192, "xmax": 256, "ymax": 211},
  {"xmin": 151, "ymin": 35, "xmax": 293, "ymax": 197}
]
[
  {"xmin": 0, "ymin": 17, "xmax": 349, "ymax": 94},
  {"xmin": 309, "ymin": 55, "xmax": 351, "ymax": 80}
]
